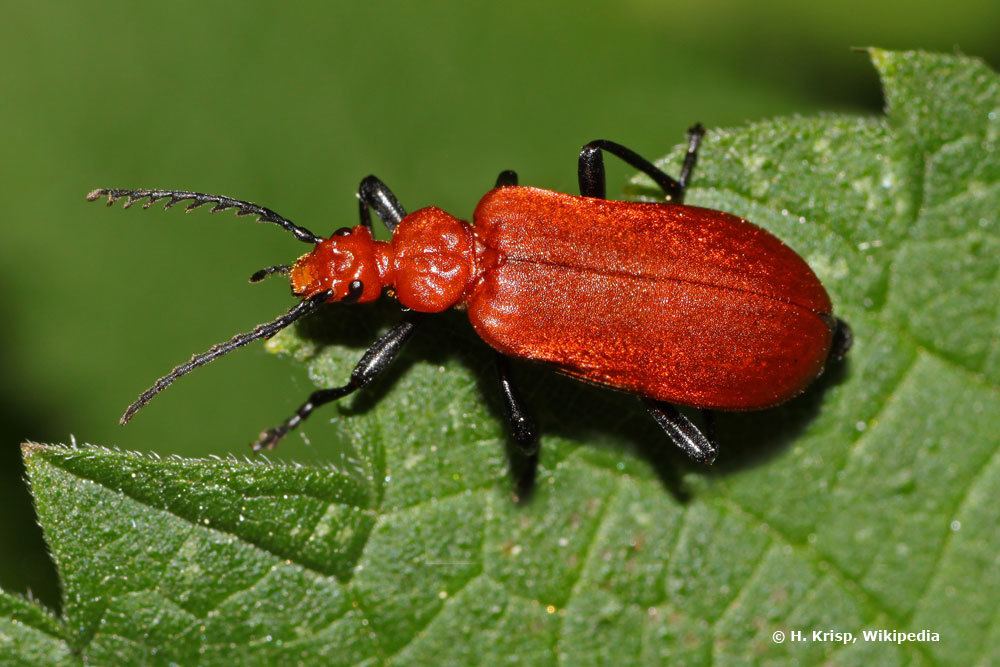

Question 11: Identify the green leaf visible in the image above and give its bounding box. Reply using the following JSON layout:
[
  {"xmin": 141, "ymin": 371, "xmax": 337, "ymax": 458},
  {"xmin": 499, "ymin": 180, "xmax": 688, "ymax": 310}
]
[
  {"xmin": 0, "ymin": 589, "xmax": 72, "ymax": 665},
  {"xmin": 3, "ymin": 49, "xmax": 997, "ymax": 665}
]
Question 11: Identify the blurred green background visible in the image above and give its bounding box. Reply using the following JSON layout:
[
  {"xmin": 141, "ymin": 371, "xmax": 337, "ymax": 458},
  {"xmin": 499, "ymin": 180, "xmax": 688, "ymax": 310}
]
[{"xmin": 1, "ymin": 1, "xmax": 996, "ymax": 611}]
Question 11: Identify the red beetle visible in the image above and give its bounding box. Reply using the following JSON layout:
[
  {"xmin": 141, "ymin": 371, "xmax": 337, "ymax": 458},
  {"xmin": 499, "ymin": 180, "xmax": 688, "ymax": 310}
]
[{"xmin": 89, "ymin": 125, "xmax": 850, "ymax": 464}]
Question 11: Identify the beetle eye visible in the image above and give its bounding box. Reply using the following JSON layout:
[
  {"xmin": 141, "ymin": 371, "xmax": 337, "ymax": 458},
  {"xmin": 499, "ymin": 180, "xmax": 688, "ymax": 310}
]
[
  {"xmin": 342, "ymin": 280, "xmax": 364, "ymax": 303},
  {"xmin": 334, "ymin": 227, "xmax": 352, "ymax": 236}
]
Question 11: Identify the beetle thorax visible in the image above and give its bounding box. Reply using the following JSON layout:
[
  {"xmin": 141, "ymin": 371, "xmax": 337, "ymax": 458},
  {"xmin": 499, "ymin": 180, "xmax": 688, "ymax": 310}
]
[{"xmin": 381, "ymin": 207, "xmax": 483, "ymax": 312}]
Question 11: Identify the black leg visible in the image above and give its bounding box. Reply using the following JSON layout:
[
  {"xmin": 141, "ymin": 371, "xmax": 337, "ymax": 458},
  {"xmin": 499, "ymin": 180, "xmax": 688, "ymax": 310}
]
[
  {"xmin": 252, "ymin": 316, "xmax": 422, "ymax": 451},
  {"xmin": 495, "ymin": 170, "xmax": 519, "ymax": 187},
  {"xmin": 357, "ymin": 175, "xmax": 407, "ymax": 233},
  {"xmin": 509, "ymin": 446, "xmax": 539, "ymax": 505},
  {"xmin": 644, "ymin": 399, "xmax": 718, "ymax": 464},
  {"xmin": 495, "ymin": 354, "xmax": 538, "ymax": 454},
  {"xmin": 700, "ymin": 409, "xmax": 716, "ymax": 445},
  {"xmin": 829, "ymin": 317, "xmax": 853, "ymax": 363},
  {"xmin": 676, "ymin": 123, "xmax": 705, "ymax": 196},
  {"xmin": 577, "ymin": 123, "xmax": 705, "ymax": 203}
]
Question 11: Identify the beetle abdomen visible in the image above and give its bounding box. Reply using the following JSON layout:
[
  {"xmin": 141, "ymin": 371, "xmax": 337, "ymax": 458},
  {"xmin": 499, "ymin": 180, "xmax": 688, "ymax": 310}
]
[{"xmin": 467, "ymin": 186, "xmax": 834, "ymax": 410}]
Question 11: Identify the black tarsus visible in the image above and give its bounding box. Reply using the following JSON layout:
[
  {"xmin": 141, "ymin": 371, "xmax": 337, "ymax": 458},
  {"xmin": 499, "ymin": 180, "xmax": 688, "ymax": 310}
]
[
  {"xmin": 87, "ymin": 188, "xmax": 324, "ymax": 244},
  {"xmin": 120, "ymin": 290, "xmax": 333, "ymax": 425},
  {"xmin": 645, "ymin": 400, "xmax": 719, "ymax": 464},
  {"xmin": 357, "ymin": 175, "xmax": 407, "ymax": 232},
  {"xmin": 252, "ymin": 315, "xmax": 423, "ymax": 451},
  {"xmin": 677, "ymin": 123, "xmax": 705, "ymax": 196},
  {"xmin": 495, "ymin": 354, "xmax": 538, "ymax": 454},
  {"xmin": 829, "ymin": 317, "xmax": 853, "ymax": 362},
  {"xmin": 700, "ymin": 409, "xmax": 717, "ymax": 452}
]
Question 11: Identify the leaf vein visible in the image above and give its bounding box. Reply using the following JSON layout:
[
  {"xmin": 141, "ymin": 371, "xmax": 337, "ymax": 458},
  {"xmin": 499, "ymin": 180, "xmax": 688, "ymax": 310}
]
[
  {"xmin": 239, "ymin": 492, "xmax": 371, "ymax": 513},
  {"xmin": 553, "ymin": 479, "xmax": 622, "ymax": 664},
  {"xmin": 710, "ymin": 540, "xmax": 777, "ymax": 628},
  {"xmin": 383, "ymin": 572, "xmax": 485, "ymax": 664},
  {"xmin": 827, "ymin": 348, "xmax": 921, "ymax": 499},
  {"xmin": 655, "ymin": 503, "xmax": 693, "ymax": 607},
  {"xmin": 379, "ymin": 481, "xmax": 497, "ymax": 518},
  {"xmin": 904, "ymin": 442, "xmax": 1000, "ymax": 625},
  {"xmin": 714, "ymin": 497, "xmax": 936, "ymax": 665}
]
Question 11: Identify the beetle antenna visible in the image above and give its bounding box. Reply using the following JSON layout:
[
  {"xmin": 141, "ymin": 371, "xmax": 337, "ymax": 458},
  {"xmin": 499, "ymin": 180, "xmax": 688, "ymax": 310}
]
[
  {"xmin": 87, "ymin": 188, "xmax": 324, "ymax": 245},
  {"xmin": 120, "ymin": 290, "xmax": 332, "ymax": 425},
  {"xmin": 249, "ymin": 264, "xmax": 292, "ymax": 283}
]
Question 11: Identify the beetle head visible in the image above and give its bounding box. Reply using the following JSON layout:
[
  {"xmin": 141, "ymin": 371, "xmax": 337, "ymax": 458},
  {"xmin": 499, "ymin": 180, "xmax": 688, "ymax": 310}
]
[{"xmin": 290, "ymin": 225, "xmax": 384, "ymax": 303}]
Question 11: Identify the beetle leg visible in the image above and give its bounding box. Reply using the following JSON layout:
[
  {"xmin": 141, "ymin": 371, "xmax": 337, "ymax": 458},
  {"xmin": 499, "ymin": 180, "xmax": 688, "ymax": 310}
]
[
  {"xmin": 495, "ymin": 354, "xmax": 539, "ymax": 454},
  {"xmin": 495, "ymin": 170, "xmax": 519, "ymax": 187},
  {"xmin": 357, "ymin": 175, "xmax": 407, "ymax": 233},
  {"xmin": 700, "ymin": 408, "xmax": 717, "ymax": 444},
  {"xmin": 676, "ymin": 123, "xmax": 705, "ymax": 197},
  {"xmin": 579, "ymin": 140, "xmax": 680, "ymax": 201},
  {"xmin": 578, "ymin": 124, "xmax": 705, "ymax": 203},
  {"xmin": 252, "ymin": 316, "xmax": 422, "ymax": 451},
  {"xmin": 829, "ymin": 317, "xmax": 853, "ymax": 363},
  {"xmin": 644, "ymin": 400, "xmax": 718, "ymax": 464}
]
